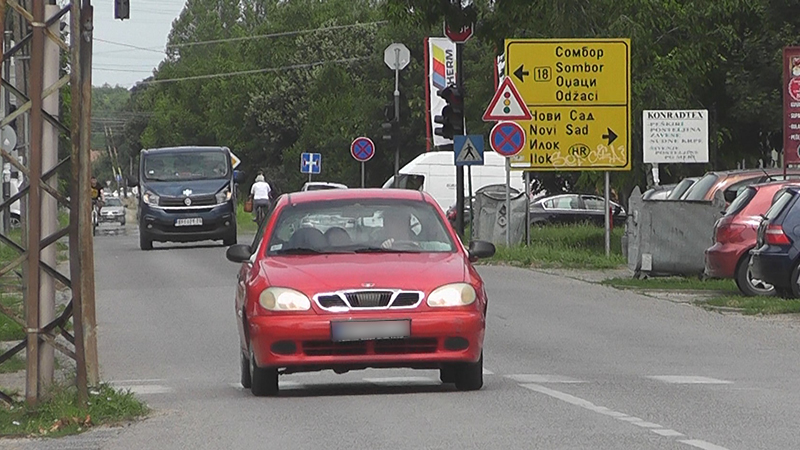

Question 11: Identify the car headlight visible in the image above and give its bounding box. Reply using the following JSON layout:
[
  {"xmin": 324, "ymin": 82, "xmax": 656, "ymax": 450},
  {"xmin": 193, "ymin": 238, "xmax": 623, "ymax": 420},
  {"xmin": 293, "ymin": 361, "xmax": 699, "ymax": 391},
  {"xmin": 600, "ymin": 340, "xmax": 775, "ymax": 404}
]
[
  {"xmin": 143, "ymin": 191, "xmax": 159, "ymax": 206},
  {"xmin": 259, "ymin": 287, "xmax": 311, "ymax": 311},
  {"xmin": 426, "ymin": 283, "xmax": 476, "ymax": 307},
  {"xmin": 216, "ymin": 188, "xmax": 232, "ymax": 204}
]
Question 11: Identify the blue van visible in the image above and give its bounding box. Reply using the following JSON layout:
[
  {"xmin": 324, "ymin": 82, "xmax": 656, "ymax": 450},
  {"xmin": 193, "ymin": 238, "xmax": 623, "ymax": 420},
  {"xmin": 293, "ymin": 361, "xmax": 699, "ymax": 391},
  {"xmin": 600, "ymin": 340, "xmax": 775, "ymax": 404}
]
[{"xmin": 134, "ymin": 146, "xmax": 242, "ymax": 250}]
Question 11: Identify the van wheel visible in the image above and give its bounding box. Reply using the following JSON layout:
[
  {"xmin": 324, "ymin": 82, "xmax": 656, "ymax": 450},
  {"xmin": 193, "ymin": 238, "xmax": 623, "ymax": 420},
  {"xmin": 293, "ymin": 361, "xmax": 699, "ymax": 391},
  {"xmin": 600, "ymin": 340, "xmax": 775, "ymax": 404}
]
[
  {"xmin": 139, "ymin": 232, "xmax": 153, "ymax": 251},
  {"xmin": 735, "ymin": 255, "xmax": 775, "ymax": 297}
]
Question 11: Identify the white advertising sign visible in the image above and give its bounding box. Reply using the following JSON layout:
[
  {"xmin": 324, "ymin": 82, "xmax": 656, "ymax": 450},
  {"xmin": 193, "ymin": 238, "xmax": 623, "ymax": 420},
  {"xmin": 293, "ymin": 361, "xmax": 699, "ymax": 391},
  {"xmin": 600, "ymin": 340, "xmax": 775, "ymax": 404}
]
[
  {"xmin": 643, "ymin": 110, "xmax": 709, "ymax": 163},
  {"xmin": 427, "ymin": 37, "xmax": 457, "ymax": 148}
]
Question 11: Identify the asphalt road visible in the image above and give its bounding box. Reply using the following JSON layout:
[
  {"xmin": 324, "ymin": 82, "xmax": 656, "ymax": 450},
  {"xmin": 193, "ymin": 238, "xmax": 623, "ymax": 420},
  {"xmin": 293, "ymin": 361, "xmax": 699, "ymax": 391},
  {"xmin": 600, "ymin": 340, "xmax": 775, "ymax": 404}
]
[{"xmin": 4, "ymin": 228, "xmax": 800, "ymax": 449}]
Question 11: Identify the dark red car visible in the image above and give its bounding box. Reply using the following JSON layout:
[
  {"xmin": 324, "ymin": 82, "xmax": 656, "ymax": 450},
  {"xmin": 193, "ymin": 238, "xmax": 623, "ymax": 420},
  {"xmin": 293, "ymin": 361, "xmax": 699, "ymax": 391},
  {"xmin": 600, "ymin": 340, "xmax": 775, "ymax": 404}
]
[
  {"xmin": 226, "ymin": 188, "xmax": 495, "ymax": 396},
  {"xmin": 705, "ymin": 180, "xmax": 800, "ymax": 296}
]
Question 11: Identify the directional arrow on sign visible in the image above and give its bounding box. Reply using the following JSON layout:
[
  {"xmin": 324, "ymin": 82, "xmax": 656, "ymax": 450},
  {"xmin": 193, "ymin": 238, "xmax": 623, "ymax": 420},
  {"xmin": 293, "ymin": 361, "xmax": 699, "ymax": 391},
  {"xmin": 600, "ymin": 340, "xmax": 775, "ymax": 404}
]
[
  {"xmin": 513, "ymin": 65, "xmax": 529, "ymax": 82},
  {"xmin": 603, "ymin": 128, "xmax": 618, "ymax": 145}
]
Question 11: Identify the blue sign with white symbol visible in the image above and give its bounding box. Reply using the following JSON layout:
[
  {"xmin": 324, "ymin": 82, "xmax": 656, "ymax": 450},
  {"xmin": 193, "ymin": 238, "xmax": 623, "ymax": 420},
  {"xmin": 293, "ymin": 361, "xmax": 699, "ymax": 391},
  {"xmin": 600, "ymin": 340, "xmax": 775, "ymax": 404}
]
[
  {"xmin": 490, "ymin": 121, "xmax": 526, "ymax": 157},
  {"xmin": 454, "ymin": 135, "xmax": 485, "ymax": 166},
  {"xmin": 351, "ymin": 137, "xmax": 375, "ymax": 162},
  {"xmin": 301, "ymin": 152, "xmax": 322, "ymax": 174}
]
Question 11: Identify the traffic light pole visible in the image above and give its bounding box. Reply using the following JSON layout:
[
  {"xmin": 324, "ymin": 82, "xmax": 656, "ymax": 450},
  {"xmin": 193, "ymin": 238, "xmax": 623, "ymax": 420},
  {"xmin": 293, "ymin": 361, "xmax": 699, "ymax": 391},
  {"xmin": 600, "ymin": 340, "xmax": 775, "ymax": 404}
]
[
  {"xmin": 455, "ymin": 42, "xmax": 465, "ymax": 237},
  {"xmin": 393, "ymin": 58, "xmax": 401, "ymax": 189}
]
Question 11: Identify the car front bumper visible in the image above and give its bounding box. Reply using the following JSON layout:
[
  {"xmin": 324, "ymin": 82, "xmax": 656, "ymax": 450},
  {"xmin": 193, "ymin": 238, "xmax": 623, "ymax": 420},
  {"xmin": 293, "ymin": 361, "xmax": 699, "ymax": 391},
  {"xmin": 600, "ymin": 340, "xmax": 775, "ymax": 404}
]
[
  {"xmin": 140, "ymin": 203, "xmax": 235, "ymax": 242},
  {"xmin": 248, "ymin": 310, "xmax": 485, "ymax": 372}
]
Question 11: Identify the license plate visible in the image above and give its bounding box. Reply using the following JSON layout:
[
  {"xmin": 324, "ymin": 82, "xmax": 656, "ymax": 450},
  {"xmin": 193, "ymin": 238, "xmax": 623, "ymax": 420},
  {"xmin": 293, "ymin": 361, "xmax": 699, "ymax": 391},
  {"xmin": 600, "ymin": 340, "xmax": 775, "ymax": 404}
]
[
  {"xmin": 331, "ymin": 320, "xmax": 410, "ymax": 342},
  {"xmin": 175, "ymin": 217, "xmax": 203, "ymax": 227}
]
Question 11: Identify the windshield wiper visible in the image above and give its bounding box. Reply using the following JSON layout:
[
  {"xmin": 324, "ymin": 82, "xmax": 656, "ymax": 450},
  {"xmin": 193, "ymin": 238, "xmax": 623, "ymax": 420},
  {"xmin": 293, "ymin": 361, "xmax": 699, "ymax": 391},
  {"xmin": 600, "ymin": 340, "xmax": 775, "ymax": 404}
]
[
  {"xmin": 274, "ymin": 247, "xmax": 324, "ymax": 255},
  {"xmin": 354, "ymin": 246, "xmax": 421, "ymax": 254}
]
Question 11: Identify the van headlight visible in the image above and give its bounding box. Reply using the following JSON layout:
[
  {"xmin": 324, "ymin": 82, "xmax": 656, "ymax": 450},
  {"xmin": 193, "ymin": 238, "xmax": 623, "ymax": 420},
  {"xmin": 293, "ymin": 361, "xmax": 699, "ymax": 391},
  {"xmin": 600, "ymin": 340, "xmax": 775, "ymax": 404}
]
[
  {"xmin": 142, "ymin": 191, "xmax": 159, "ymax": 206},
  {"xmin": 427, "ymin": 283, "xmax": 476, "ymax": 307},
  {"xmin": 259, "ymin": 287, "xmax": 311, "ymax": 311},
  {"xmin": 216, "ymin": 188, "xmax": 232, "ymax": 204}
]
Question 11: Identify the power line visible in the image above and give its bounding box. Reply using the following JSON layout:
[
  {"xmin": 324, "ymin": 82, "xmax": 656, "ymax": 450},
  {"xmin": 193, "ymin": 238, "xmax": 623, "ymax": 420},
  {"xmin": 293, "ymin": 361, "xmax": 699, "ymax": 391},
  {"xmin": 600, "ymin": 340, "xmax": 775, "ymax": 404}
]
[{"xmin": 139, "ymin": 57, "xmax": 371, "ymax": 85}]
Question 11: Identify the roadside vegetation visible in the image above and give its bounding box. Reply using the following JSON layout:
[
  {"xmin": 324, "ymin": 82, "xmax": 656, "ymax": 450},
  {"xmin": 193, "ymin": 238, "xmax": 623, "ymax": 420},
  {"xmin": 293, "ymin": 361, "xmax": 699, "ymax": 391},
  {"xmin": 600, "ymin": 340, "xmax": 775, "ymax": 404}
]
[
  {"xmin": 701, "ymin": 295, "xmax": 800, "ymax": 315},
  {"xmin": 484, "ymin": 224, "xmax": 625, "ymax": 269},
  {"xmin": 236, "ymin": 202, "xmax": 259, "ymax": 235}
]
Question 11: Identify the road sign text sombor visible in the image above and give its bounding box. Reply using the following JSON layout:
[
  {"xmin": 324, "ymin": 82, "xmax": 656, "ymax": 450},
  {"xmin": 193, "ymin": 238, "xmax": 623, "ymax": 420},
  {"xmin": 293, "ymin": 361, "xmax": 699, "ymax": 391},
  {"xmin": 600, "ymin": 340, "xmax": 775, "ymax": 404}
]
[{"xmin": 505, "ymin": 38, "xmax": 630, "ymax": 171}]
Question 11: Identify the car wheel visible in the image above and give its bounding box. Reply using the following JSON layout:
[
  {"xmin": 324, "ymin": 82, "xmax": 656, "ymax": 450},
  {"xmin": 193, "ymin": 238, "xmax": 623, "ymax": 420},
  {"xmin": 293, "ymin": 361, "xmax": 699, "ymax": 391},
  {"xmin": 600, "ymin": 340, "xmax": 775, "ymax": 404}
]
[
  {"xmin": 240, "ymin": 352, "xmax": 252, "ymax": 389},
  {"xmin": 119, "ymin": 218, "xmax": 126, "ymax": 226},
  {"xmin": 139, "ymin": 232, "xmax": 153, "ymax": 251},
  {"xmin": 249, "ymin": 348, "xmax": 278, "ymax": 397},
  {"xmin": 735, "ymin": 255, "xmax": 775, "ymax": 297},
  {"xmin": 454, "ymin": 352, "xmax": 483, "ymax": 391},
  {"xmin": 440, "ymin": 365, "xmax": 457, "ymax": 384},
  {"xmin": 790, "ymin": 262, "xmax": 800, "ymax": 299},
  {"xmin": 9, "ymin": 214, "xmax": 20, "ymax": 229}
]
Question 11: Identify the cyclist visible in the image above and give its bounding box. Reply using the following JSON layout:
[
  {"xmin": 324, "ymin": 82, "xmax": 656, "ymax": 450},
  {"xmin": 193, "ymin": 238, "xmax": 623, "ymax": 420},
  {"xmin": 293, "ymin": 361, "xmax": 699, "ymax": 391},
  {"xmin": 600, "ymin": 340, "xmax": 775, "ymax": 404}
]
[
  {"xmin": 90, "ymin": 176, "xmax": 104, "ymax": 231},
  {"xmin": 249, "ymin": 173, "xmax": 272, "ymax": 224}
]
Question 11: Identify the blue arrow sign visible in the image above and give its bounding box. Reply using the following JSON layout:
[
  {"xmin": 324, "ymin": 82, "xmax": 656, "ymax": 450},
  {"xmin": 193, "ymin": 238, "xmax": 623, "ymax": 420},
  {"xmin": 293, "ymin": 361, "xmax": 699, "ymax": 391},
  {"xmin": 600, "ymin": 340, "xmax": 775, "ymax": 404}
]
[
  {"xmin": 301, "ymin": 152, "xmax": 322, "ymax": 174},
  {"xmin": 454, "ymin": 135, "xmax": 485, "ymax": 166}
]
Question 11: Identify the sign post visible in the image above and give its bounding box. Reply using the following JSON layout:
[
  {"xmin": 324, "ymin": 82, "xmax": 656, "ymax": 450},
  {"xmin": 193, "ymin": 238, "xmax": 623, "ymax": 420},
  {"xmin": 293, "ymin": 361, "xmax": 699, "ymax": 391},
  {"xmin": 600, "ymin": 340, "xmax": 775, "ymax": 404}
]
[
  {"xmin": 490, "ymin": 121, "xmax": 526, "ymax": 246},
  {"xmin": 384, "ymin": 43, "xmax": 410, "ymax": 187},
  {"xmin": 351, "ymin": 137, "xmax": 375, "ymax": 188}
]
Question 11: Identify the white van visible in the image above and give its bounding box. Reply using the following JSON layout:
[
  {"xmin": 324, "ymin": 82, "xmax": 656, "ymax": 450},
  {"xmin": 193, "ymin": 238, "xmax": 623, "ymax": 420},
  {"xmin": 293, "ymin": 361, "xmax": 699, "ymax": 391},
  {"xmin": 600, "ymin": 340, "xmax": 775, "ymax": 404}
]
[{"xmin": 382, "ymin": 151, "xmax": 525, "ymax": 211}]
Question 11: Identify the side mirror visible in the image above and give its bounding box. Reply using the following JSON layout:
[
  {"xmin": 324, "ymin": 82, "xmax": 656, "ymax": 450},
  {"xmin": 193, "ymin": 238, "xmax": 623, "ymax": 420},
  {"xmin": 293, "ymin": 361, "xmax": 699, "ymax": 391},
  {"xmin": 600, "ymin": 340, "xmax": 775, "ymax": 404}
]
[
  {"xmin": 233, "ymin": 170, "xmax": 246, "ymax": 184},
  {"xmin": 226, "ymin": 244, "xmax": 252, "ymax": 263},
  {"xmin": 467, "ymin": 240, "xmax": 495, "ymax": 261}
]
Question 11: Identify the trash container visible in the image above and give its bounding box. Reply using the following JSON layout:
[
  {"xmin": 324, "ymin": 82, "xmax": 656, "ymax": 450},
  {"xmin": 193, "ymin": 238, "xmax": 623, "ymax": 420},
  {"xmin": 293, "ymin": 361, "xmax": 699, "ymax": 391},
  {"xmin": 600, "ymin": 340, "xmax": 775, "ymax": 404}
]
[{"xmin": 472, "ymin": 184, "xmax": 526, "ymax": 246}]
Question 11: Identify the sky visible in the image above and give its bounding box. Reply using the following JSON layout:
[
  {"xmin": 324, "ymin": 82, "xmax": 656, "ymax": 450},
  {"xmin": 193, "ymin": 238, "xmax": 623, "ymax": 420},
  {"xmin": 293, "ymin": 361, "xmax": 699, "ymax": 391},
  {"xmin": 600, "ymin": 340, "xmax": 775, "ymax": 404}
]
[{"xmin": 92, "ymin": 0, "xmax": 186, "ymax": 88}]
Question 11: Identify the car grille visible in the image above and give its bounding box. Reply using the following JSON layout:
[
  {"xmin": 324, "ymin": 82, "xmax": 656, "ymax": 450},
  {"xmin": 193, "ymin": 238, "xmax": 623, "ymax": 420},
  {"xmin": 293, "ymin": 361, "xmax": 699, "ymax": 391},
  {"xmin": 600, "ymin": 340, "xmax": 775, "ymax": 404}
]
[
  {"xmin": 160, "ymin": 195, "xmax": 216, "ymax": 207},
  {"xmin": 314, "ymin": 290, "xmax": 423, "ymax": 311},
  {"xmin": 302, "ymin": 338, "xmax": 438, "ymax": 356}
]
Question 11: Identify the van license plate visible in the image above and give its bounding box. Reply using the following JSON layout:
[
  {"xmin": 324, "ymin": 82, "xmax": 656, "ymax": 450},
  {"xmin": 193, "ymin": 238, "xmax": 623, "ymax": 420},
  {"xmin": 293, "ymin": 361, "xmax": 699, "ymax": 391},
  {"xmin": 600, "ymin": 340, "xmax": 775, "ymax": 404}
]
[
  {"xmin": 175, "ymin": 218, "xmax": 202, "ymax": 227},
  {"xmin": 331, "ymin": 320, "xmax": 410, "ymax": 342}
]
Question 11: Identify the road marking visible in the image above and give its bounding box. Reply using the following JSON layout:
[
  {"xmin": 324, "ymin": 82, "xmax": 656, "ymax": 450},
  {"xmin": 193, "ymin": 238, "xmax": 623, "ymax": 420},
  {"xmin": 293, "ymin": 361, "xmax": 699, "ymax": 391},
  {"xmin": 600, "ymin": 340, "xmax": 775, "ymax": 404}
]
[
  {"xmin": 483, "ymin": 368, "xmax": 494, "ymax": 375},
  {"xmin": 109, "ymin": 379, "xmax": 166, "ymax": 384},
  {"xmin": 679, "ymin": 440, "xmax": 730, "ymax": 450},
  {"xmin": 118, "ymin": 385, "xmax": 173, "ymax": 395},
  {"xmin": 507, "ymin": 374, "xmax": 585, "ymax": 384},
  {"xmin": 648, "ymin": 376, "xmax": 732, "ymax": 384},
  {"xmin": 363, "ymin": 376, "xmax": 439, "ymax": 385},
  {"xmin": 520, "ymin": 383, "xmax": 729, "ymax": 450}
]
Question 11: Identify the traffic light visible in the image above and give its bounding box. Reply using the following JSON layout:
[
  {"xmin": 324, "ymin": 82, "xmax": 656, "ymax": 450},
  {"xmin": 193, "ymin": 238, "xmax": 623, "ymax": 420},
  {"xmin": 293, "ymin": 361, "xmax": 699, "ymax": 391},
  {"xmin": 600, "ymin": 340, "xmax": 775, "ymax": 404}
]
[
  {"xmin": 381, "ymin": 122, "xmax": 394, "ymax": 141},
  {"xmin": 433, "ymin": 85, "xmax": 464, "ymax": 140},
  {"xmin": 115, "ymin": 0, "xmax": 130, "ymax": 20}
]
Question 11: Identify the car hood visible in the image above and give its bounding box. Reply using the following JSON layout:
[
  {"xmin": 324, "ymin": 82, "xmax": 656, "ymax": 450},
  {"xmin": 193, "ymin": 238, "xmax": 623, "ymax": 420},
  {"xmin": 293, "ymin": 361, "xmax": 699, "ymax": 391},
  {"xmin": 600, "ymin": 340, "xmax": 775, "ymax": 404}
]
[
  {"xmin": 260, "ymin": 252, "xmax": 467, "ymax": 294},
  {"xmin": 141, "ymin": 179, "xmax": 228, "ymax": 197}
]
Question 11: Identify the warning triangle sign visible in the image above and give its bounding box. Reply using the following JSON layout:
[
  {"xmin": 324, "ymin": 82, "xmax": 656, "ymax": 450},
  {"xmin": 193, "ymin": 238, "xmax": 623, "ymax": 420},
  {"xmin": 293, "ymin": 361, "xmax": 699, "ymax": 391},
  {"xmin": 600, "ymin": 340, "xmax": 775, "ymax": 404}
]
[
  {"xmin": 456, "ymin": 138, "xmax": 483, "ymax": 163},
  {"xmin": 482, "ymin": 77, "xmax": 532, "ymax": 121}
]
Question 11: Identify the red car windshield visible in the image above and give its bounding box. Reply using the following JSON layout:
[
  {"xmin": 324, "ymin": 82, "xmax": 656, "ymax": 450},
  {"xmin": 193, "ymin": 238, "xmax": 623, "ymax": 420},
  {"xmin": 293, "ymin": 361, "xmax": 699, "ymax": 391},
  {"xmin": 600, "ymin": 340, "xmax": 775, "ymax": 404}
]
[{"xmin": 265, "ymin": 199, "xmax": 456, "ymax": 255}]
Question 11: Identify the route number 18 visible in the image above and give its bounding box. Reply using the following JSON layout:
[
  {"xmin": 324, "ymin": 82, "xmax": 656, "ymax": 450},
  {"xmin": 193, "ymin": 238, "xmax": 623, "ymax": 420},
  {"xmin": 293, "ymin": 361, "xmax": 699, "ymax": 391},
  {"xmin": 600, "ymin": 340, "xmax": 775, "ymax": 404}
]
[{"xmin": 534, "ymin": 66, "xmax": 551, "ymax": 82}]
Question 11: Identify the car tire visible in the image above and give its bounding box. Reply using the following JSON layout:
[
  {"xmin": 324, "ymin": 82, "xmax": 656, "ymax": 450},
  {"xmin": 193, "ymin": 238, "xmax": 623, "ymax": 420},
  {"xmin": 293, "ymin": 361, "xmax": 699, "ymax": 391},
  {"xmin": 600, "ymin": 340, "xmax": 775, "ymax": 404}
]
[
  {"xmin": 119, "ymin": 218, "xmax": 126, "ymax": 226},
  {"xmin": 454, "ymin": 352, "xmax": 483, "ymax": 391},
  {"xmin": 735, "ymin": 255, "xmax": 775, "ymax": 297},
  {"xmin": 440, "ymin": 365, "xmax": 457, "ymax": 384},
  {"xmin": 790, "ymin": 262, "xmax": 800, "ymax": 299},
  {"xmin": 139, "ymin": 232, "xmax": 153, "ymax": 251},
  {"xmin": 240, "ymin": 352, "xmax": 252, "ymax": 389},
  {"xmin": 9, "ymin": 213, "xmax": 20, "ymax": 229},
  {"xmin": 249, "ymin": 348, "xmax": 278, "ymax": 397}
]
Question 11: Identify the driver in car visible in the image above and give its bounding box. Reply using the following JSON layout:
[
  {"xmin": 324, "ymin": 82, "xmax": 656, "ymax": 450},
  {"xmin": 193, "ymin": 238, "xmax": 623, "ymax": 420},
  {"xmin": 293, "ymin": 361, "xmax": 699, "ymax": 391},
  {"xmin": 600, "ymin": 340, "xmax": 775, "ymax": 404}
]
[{"xmin": 379, "ymin": 210, "xmax": 415, "ymax": 249}]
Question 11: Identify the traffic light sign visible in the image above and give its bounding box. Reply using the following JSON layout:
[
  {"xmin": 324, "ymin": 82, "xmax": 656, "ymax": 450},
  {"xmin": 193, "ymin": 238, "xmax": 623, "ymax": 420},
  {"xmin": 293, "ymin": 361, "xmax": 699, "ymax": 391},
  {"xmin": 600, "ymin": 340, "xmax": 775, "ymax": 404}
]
[
  {"xmin": 115, "ymin": 0, "xmax": 130, "ymax": 20},
  {"xmin": 433, "ymin": 85, "xmax": 464, "ymax": 140},
  {"xmin": 381, "ymin": 122, "xmax": 394, "ymax": 141}
]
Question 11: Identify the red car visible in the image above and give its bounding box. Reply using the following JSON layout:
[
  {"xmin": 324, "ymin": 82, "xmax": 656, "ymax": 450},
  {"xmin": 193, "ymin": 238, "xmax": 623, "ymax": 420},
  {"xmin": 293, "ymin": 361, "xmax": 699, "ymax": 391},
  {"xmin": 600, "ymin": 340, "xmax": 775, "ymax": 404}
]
[
  {"xmin": 705, "ymin": 180, "xmax": 800, "ymax": 296},
  {"xmin": 226, "ymin": 188, "xmax": 496, "ymax": 396}
]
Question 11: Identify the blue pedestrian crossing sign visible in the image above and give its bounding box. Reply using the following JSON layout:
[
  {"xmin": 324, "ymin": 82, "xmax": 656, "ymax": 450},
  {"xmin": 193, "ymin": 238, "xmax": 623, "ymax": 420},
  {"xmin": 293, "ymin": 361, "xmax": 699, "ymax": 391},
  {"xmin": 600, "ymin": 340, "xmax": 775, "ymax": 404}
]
[
  {"xmin": 301, "ymin": 152, "xmax": 322, "ymax": 174},
  {"xmin": 454, "ymin": 135, "xmax": 484, "ymax": 166}
]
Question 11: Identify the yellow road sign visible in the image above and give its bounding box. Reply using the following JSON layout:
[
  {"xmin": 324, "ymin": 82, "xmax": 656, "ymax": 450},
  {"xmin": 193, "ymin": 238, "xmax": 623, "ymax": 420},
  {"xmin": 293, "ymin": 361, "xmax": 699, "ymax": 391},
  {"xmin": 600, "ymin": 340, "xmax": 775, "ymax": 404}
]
[{"xmin": 505, "ymin": 38, "xmax": 631, "ymax": 171}]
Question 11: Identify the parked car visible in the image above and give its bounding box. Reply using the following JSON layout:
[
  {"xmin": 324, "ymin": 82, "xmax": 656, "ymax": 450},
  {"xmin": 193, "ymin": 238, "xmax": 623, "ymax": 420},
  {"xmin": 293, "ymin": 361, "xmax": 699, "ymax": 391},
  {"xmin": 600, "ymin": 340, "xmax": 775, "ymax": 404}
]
[
  {"xmin": 224, "ymin": 188, "xmax": 496, "ymax": 396},
  {"xmin": 529, "ymin": 193, "xmax": 626, "ymax": 226},
  {"xmin": 665, "ymin": 176, "xmax": 700, "ymax": 200},
  {"xmin": 680, "ymin": 169, "xmax": 800, "ymax": 203},
  {"xmin": 99, "ymin": 196, "xmax": 126, "ymax": 226},
  {"xmin": 300, "ymin": 181, "xmax": 348, "ymax": 191},
  {"xmin": 749, "ymin": 187, "xmax": 800, "ymax": 298},
  {"xmin": 704, "ymin": 181, "xmax": 800, "ymax": 296},
  {"xmin": 642, "ymin": 184, "xmax": 676, "ymax": 201}
]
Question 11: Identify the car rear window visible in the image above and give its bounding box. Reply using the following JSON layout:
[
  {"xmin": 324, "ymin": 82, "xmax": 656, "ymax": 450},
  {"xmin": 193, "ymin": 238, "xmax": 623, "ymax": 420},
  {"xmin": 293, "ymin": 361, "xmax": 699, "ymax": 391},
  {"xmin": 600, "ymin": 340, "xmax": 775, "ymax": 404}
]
[
  {"xmin": 666, "ymin": 178, "xmax": 697, "ymax": 200},
  {"xmin": 682, "ymin": 173, "xmax": 719, "ymax": 200},
  {"xmin": 765, "ymin": 191, "xmax": 794, "ymax": 221},
  {"xmin": 724, "ymin": 186, "xmax": 755, "ymax": 217}
]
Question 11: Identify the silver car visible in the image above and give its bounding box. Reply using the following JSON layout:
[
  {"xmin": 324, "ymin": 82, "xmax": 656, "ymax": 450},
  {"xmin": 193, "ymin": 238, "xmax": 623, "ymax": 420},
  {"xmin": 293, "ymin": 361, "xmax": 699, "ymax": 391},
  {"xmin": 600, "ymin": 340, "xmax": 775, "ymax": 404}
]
[{"xmin": 100, "ymin": 197, "xmax": 126, "ymax": 225}]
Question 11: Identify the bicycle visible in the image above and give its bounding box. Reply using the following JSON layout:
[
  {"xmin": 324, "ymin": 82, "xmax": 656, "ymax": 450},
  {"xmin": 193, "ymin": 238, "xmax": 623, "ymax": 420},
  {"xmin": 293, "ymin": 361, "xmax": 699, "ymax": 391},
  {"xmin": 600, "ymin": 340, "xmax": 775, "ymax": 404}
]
[
  {"xmin": 254, "ymin": 202, "xmax": 268, "ymax": 227},
  {"xmin": 91, "ymin": 200, "xmax": 101, "ymax": 236}
]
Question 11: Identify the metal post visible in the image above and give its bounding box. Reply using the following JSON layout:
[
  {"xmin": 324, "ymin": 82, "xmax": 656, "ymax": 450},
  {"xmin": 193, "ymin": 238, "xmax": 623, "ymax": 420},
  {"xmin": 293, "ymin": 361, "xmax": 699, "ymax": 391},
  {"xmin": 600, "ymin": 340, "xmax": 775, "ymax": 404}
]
[
  {"xmin": 455, "ymin": 42, "xmax": 464, "ymax": 237},
  {"xmin": 360, "ymin": 161, "xmax": 364, "ymax": 188},
  {"xmin": 505, "ymin": 157, "xmax": 510, "ymax": 247},
  {"xmin": 393, "ymin": 52, "xmax": 400, "ymax": 189},
  {"xmin": 604, "ymin": 171, "xmax": 610, "ymax": 257},
  {"xmin": 25, "ymin": 0, "xmax": 45, "ymax": 404},
  {"xmin": 525, "ymin": 171, "xmax": 531, "ymax": 246},
  {"xmin": 467, "ymin": 165, "xmax": 473, "ymax": 242},
  {"xmin": 308, "ymin": 172, "xmax": 311, "ymax": 183},
  {"xmin": 1, "ymin": 26, "xmax": 8, "ymax": 235}
]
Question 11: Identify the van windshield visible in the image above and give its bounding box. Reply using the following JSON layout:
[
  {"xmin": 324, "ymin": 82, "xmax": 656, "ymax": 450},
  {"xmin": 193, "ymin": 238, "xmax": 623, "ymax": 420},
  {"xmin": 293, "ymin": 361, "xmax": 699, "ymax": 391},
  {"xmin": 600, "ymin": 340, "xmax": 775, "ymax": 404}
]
[
  {"xmin": 143, "ymin": 150, "xmax": 229, "ymax": 181},
  {"xmin": 382, "ymin": 174, "xmax": 424, "ymax": 190}
]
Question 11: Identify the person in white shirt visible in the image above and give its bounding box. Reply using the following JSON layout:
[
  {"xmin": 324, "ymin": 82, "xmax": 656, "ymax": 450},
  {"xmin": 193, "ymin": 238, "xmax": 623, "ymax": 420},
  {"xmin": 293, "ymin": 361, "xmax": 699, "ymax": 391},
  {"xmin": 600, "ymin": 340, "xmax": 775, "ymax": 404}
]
[{"xmin": 250, "ymin": 174, "xmax": 272, "ymax": 220}]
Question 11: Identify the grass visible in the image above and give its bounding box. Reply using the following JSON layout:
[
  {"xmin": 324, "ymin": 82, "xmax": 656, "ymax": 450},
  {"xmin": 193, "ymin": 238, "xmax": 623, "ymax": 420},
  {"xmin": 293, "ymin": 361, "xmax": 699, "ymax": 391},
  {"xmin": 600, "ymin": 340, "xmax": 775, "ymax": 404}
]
[
  {"xmin": 602, "ymin": 277, "xmax": 738, "ymax": 293},
  {"xmin": 484, "ymin": 224, "xmax": 626, "ymax": 269},
  {"xmin": 236, "ymin": 202, "xmax": 259, "ymax": 234},
  {"xmin": 0, "ymin": 382, "xmax": 149, "ymax": 438},
  {"xmin": 0, "ymin": 355, "xmax": 25, "ymax": 373},
  {"xmin": 0, "ymin": 293, "xmax": 23, "ymax": 342},
  {"xmin": 703, "ymin": 295, "xmax": 800, "ymax": 315}
]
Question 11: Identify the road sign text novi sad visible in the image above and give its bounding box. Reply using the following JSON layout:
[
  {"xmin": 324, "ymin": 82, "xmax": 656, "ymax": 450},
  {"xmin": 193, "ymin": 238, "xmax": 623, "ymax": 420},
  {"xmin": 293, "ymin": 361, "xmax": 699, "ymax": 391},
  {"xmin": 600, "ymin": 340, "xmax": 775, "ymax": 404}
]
[{"xmin": 505, "ymin": 38, "xmax": 631, "ymax": 171}]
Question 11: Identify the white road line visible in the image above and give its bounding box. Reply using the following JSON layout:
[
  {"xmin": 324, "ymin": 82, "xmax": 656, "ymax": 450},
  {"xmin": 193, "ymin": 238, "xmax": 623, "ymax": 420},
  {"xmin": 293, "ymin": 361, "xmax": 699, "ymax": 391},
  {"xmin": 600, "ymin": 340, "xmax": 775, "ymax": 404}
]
[
  {"xmin": 483, "ymin": 368, "xmax": 494, "ymax": 375},
  {"xmin": 363, "ymin": 376, "xmax": 439, "ymax": 385},
  {"xmin": 648, "ymin": 376, "xmax": 733, "ymax": 385},
  {"xmin": 679, "ymin": 439, "xmax": 731, "ymax": 450},
  {"xmin": 508, "ymin": 374, "xmax": 585, "ymax": 384},
  {"xmin": 118, "ymin": 385, "xmax": 173, "ymax": 395},
  {"xmin": 520, "ymin": 383, "xmax": 729, "ymax": 450},
  {"xmin": 652, "ymin": 429, "xmax": 685, "ymax": 437},
  {"xmin": 109, "ymin": 379, "xmax": 166, "ymax": 385}
]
